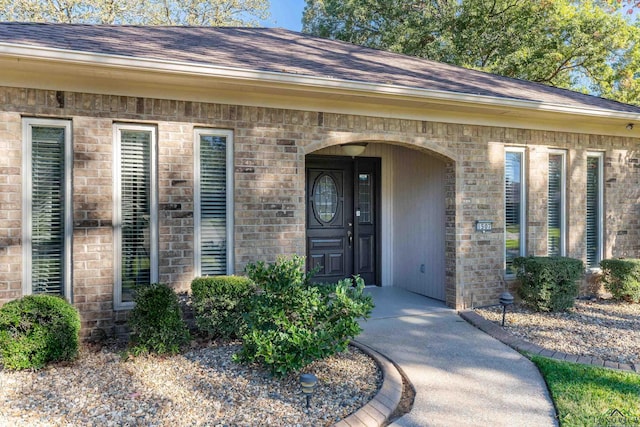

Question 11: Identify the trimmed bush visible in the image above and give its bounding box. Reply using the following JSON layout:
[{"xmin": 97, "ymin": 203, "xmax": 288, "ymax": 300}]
[
  {"xmin": 128, "ymin": 283, "xmax": 190, "ymax": 355},
  {"xmin": 600, "ymin": 259, "xmax": 640, "ymax": 303},
  {"xmin": 0, "ymin": 294, "xmax": 80, "ymax": 370},
  {"xmin": 191, "ymin": 275, "xmax": 256, "ymax": 338},
  {"xmin": 514, "ymin": 256, "xmax": 583, "ymax": 312},
  {"xmin": 235, "ymin": 256, "xmax": 374, "ymax": 376}
]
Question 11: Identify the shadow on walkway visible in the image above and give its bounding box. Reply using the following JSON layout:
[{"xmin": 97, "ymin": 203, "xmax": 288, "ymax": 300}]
[{"xmin": 359, "ymin": 287, "xmax": 558, "ymax": 427}]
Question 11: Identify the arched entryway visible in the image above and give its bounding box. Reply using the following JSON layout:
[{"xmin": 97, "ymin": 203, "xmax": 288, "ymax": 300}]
[{"xmin": 305, "ymin": 141, "xmax": 455, "ymax": 302}]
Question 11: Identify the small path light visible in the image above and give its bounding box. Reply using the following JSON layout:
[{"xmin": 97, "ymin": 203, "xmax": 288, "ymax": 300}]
[
  {"xmin": 299, "ymin": 373, "xmax": 318, "ymax": 409},
  {"xmin": 499, "ymin": 292, "xmax": 514, "ymax": 326}
]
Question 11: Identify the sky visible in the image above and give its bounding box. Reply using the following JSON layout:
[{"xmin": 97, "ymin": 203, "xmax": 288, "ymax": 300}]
[{"xmin": 264, "ymin": 0, "xmax": 306, "ymax": 31}]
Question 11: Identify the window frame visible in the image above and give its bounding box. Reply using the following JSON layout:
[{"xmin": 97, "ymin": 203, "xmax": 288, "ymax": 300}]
[
  {"xmin": 22, "ymin": 118, "xmax": 73, "ymax": 300},
  {"xmin": 113, "ymin": 123, "xmax": 158, "ymax": 309},
  {"xmin": 193, "ymin": 128, "xmax": 234, "ymax": 277},
  {"xmin": 586, "ymin": 151, "xmax": 604, "ymax": 270},
  {"xmin": 547, "ymin": 149, "xmax": 567, "ymax": 257},
  {"xmin": 504, "ymin": 147, "xmax": 526, "ymax": 274}
]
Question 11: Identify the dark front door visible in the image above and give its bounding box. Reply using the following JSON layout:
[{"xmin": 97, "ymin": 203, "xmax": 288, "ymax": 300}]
[{"xmin": 306, "ymin": 156, "xmax": 380, "ymax": 285}]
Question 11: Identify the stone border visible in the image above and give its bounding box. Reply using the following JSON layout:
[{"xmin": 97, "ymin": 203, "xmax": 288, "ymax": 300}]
[
  {"xmin": 334, "ymin": 341, "xmax": 404, "ymax": 427},
  {"xmin": 460, "ymin": 310, "xmax": 639, "ymax": 373}
]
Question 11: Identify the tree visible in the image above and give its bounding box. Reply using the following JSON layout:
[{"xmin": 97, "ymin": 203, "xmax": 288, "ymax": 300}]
[
  {"xmin": 605, "ymin": 0, "xmax": 640, "ymax": 13},
  {"xmin": 303, "ymin": 0, "xmax": 640, "ymax": 105},
  {"xmin": 0, "ymin": 0, "xmax": 270, "ymax": 26}
]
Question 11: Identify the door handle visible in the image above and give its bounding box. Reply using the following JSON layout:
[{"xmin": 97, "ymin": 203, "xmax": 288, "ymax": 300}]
[{"xmin": 347, "ymin": 230, "xmax": 353, "ymax": 247}]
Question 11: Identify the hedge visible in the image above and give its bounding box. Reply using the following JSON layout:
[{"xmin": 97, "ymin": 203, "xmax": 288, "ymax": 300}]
[
  {"xmin": 235, "ymin": 256, "xmax": 374, "ymax": 376},
  {"xmin": 128, "ymin": 283, "xmax": 191, "ymax": 355},
  {"xmin": 191, "ymin": 275, "xmax": 256, "ymax": 338},
  {"xmin": 0, "ymin": 294, "xmax": 80, "ymax": 370},
  {"xmin": 599, "ymin": 259, "xmax": 640, "ymax": 303},
  {"xmin": 514, "ymin": 256, "xmax": 583, "ymax": 312}
]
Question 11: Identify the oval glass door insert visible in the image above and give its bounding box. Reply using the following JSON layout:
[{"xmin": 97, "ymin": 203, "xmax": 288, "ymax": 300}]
[{"xmin": 314, "ymin": 174, "xmax": 338, "ymax": 222}]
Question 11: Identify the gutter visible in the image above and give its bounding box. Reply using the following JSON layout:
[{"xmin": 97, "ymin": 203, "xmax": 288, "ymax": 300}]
[{"xmin": 1, "ymin": 42, "xmax": 639, "ymax": 122}]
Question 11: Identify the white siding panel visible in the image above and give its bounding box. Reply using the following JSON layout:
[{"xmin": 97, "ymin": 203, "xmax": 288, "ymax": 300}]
[{"xmin": 392, "ymin": 147, "xmax": 446, "ymax": 300}]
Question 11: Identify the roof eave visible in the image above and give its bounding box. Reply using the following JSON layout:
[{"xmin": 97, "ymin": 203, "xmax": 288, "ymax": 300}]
[{"xmin": 1, "ymin": 42, "xmax": 638, "ymax": 122}]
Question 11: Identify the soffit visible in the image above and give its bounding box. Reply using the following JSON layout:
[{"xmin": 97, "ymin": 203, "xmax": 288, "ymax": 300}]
[{"xmin": 0, "ymin": 46, "xmax": 638, "ymax": 138}]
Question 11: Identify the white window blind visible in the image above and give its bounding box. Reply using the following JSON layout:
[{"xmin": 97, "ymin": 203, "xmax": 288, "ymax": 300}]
[
  {"xmin": 24, "ymin": 122, "xmax": 72, "ymax": 297},
  {"xmin": 548, "ymin": 152, "xmax": 565, "ymax": 257},
  {"xmin": 586, "ymin": 154, "xmax": 603, "ymax": 268},
  {"xmin": 114, "ymin": 125, "xmax": 157, "ymax": 307},
  {"xmin": 505, "ymin": 149, "xmax": 525, "ymax": 272},
  {"xmin": 194, "ymin": 130, "xmax": 233, "ymax": 276}
]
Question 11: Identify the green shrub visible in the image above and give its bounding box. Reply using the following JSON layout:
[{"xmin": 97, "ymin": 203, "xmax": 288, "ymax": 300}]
[
  {"xmin": 191, "ymin": 275, "xmax": 256, "ymax": 338},
  {"xmin": 599, "ymin": 259, "xmax": 640, "ymax": 303},
  {"xmin": 0, "ymin": 294, "xmax": 80, "ymax": 370},
  {"xmin": 235, "ymin": 256, "xmax": 374, "ymax": 376},
  {"xmin": 128, "ymin": 283, "xmax": 190, "ymax": 355},
  {"xmin": 514, "ymin": 256, "xmax": 583, "ymax": 312}
]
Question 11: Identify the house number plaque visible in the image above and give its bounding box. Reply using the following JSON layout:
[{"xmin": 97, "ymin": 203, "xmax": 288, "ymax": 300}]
[{"xmin": 475, "ymin": 220, "xmax": 493, "ymax": 233}]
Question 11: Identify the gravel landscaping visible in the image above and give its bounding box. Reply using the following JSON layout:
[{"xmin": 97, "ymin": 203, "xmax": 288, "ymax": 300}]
[
  {"xmin": 0, "ymin": 341, "xmax": 382, "ymax": 426},
  {"xmin": 476, "ymin": 299, "xmax": 640, "ymax": 366}
]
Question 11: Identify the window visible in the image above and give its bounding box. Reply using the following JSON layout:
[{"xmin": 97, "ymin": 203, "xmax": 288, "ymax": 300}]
[
  {"xmin": 22, "ymin": 118, "xmax": 72, "ymax": 299},
  {"xmin": 113, "ymin": 124, "xmax": 158, "ymax": 308},
  {"xmin": 586, "ymin": 153, "xmax": 604, "ymax": 269},
  {"xmin": 313, "ymin": 175, "xmax": 339, "ymax": 222},
  {"xmin": 357, "ymin": 173, "xmax": 372, "ymax": 224},
  {"xmin": 505, "ymin": 148, "xmax": 526, "ymax": 272},
  {"xmin": 548, "ymin": 151, "xmax": 566, "ymax": 257},
  {"xmin": 194, "ymin": 129, "xmax": 234, "ymax": 276}
]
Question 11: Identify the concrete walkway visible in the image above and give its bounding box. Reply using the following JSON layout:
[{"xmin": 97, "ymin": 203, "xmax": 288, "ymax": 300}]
[{"xmin": 358, "ymin": 287, "xmax": 558, "ymax": 427}]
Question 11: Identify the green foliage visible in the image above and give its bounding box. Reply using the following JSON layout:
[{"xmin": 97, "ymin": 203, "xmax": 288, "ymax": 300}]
[
  {"xmin": 531, "ymin": 355, "xmax": 640, "ymax": 426},
  {"xmin": 514, "ymin": 256, "xmax": 584, "ymax": 312},
  {"xmin": 191, "ymin": 275, "xmax": 256, "ymax": 338},
  {"xmin": 235, "ymin": 256, "xmax": 374, "ymax": 376},
  {"xmin": 0, "ymin": 0, "xmax": 270, "ymax": 26},
  {"xmin": 245, "ymin": 255, "xmax": 318, "ymax": 292},
  {"xmin": 303, "ymin": 0, "xmax": 640, "ymax": 106},
  {"xmin": 599, "ymin": 259, "xmax": 640, "ymax": 303},
  {"xmin": 128, "ymin": 283, "xmax": 190, "ymax": 355},
  {"xmin": 0, "ymin": 294, "xmax": 80, "ymax": 370}
]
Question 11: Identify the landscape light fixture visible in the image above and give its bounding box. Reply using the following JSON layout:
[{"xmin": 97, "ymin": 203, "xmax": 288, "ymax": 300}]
[
  {"xmin": 499, "ymin": 292, "xmax": 514, "ymax": 327},
  {"xmin": 299, "ymin": 373, "xmax": 318, "ymax": 409},
  {"xmin": 341, "ymin": 143, "xmax": 367, "ymax": 157}
]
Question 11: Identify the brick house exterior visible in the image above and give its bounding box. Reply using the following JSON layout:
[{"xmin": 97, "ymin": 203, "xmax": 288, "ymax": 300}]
[{"xmin": 1, "ymin": 23, "xmax": 639, "ymax": 338}]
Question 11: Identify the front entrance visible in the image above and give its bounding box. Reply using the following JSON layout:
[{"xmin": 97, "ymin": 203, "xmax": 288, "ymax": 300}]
[{"xmin": 306, "ymin": 156, "xmax": 380, "ymax": 285}]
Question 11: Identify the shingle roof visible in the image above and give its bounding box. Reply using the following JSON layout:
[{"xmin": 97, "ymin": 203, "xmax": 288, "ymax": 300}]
[{"xmin": 1, "ymin": 22, "xmax": 639, "ymax": 114}]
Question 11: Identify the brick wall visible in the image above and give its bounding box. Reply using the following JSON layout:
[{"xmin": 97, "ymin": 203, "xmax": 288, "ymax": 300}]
[
  {"xmin": 1, "ymin": 85, "xmax": 639, "ymax": 338},
  {"xmin": 0, "ymin": 111, "xmax": 21, "ymax": 303}
]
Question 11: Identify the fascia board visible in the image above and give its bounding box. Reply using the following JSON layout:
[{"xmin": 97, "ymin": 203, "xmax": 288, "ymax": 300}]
[{"xmin": 1, "ymin": 42, "xmax": 639, "ymax": 123}]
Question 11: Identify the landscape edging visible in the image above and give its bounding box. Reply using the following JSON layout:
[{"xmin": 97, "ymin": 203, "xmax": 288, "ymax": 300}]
[
  {"xmin": 459, "ymin": 310, "xmax": 639, "ymax": 373},
  {"xmin": 333, "ymin": 341, "xmax": 405, "ymax": 427}
]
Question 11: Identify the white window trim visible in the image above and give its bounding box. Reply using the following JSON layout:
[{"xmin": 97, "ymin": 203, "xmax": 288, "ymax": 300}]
[
  {"xmin": 505, "ymin": 147, "xmax": 526, "ymax": 273},
  {"xmin": 193, "ymin": 128, "xmax": 234, "ymax": 277},
  {"xmin": 586, "ymin": 151, "xmax": 604, "ymax": 270},
  {"xmin": 548, "ymin": 149, "xmax": 567, "ymax": 257},
  {"xmin": 113, "ymin": 123, "xmax": 158, "ymax": 310},
  {"xmin": 22, "ymin": 118, "xmax": 73, "ymax": 301}
]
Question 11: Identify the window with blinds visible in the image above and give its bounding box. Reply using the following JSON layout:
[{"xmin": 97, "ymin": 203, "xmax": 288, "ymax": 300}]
[
  {"xmin": 23, "ymin": 119, "xmax": 72, "ymax": 298},
  {"xmin": 114, "ymin": 124, "xmax": 157, "ymax": 307},
  {"xmin": 505, "ymin": 149, "xmax": 525, "ymax": 272},
  {"xmin": 586, "ymin": 153, "xmax": 603, "ymax": 268},
  {"xmin": 548, "ymin": 152, "xmax": 566, "ymax": 257},
  {"xmin": 194, "ymin": 129, "xmax": 233, "ymax": 276}
]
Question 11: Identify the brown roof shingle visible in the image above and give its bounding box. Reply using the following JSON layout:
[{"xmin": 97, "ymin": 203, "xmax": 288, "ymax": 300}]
[{"xmin": 1, "ymin": 22, "xmax": 639, "ymax": 114}]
